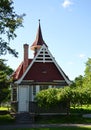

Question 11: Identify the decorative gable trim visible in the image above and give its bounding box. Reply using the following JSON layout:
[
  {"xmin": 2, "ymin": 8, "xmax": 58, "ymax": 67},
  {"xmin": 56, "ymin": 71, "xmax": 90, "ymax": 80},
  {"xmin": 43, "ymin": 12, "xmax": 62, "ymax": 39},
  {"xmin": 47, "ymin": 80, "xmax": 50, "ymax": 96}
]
[
  {"xmin": 15, "ymin": 44, "xmax": 71, "ymax": 85},
  {"xmin": 35, "ymin": 44, "xmax": 54, "ymax": 63}
]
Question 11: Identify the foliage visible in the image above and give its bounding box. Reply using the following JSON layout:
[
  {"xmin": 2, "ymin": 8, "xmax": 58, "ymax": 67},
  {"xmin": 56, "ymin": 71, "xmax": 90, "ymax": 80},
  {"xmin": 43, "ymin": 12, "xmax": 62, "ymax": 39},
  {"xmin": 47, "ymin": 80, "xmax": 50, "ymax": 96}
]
[
  {"xmin": 0, "ymin": 0, "xmax": 25, "ymax": 57},
  {"xmin": 0, "ymin": 59, "xmax": 13, "ymax": 104},
  {"xmin": 36, "ymin": 87, "xmax": 72, "ymax": 114},
  {"xmin": 83, "ymin": 58, "xmax": 91, "ymax": 88},
  {"xmin": 36, "ymin": 86, "xmax": 91, "ymax": 110},
  {"xmin": 70, "ymin": 75, "xmax": 84, "ymax": 90},
  {"xmin": 0, "ymin": 59, "xmax": 13, "ymax": 75},
  {"xmin": 70, "ymin": 57, "xmax": 91, "ymax": 91},
  {"xmin": 70, "ymin": 87, "xmax": 91, "ymax": 107},
  {"xmin": 36, "ymin": 58, "xmax": 91, "ymax": 110},
  {"xmin": 69, "ymin": 58, "xmax": 91, "ymax": 107},
  {"xmin": 35, "ymin": 88, "xmax": 59, "ymax": 108}
]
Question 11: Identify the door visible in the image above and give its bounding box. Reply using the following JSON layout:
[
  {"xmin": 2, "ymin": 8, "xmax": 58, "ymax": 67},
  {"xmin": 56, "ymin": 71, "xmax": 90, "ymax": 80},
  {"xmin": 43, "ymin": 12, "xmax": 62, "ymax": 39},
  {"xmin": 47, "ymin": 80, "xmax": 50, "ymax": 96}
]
[{"xmin": 18, "ymin": 86, "xmax": 29, "ymax": 112}]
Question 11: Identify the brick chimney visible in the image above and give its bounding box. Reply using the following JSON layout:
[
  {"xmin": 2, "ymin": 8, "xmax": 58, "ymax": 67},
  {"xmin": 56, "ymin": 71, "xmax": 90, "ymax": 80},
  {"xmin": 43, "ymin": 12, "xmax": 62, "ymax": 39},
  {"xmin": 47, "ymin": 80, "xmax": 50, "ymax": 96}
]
[{"xmin": 23, "ymin": 44, "xmax": 29, "ymax": 73}]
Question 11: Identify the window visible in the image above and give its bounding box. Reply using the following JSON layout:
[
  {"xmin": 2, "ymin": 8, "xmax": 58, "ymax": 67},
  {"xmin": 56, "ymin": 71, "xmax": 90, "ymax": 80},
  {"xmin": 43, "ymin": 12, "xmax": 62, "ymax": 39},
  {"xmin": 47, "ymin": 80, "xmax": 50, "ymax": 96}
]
[
  {"xmin": 12, "ymin": 87, "xmax": 17, "ymax": 101},
  {"xmin": 40, "ymin": 85, "xmax": 48, "ymax": 91},
  {"xmin": 33, "ymin": 85, "xmax": 36, "ymax": 96}
]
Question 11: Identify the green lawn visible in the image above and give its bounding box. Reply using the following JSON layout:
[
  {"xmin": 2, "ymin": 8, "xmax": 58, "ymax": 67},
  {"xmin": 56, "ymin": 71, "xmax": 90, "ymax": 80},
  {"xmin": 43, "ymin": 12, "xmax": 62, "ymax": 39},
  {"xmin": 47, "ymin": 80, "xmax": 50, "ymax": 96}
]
[
  {"xmin": 70, "ymin": 105, "xmax": 91, "ymax": 114},
  {"xmin": 35, "ymin": 114, "xmax": 91, "ymax": 124},
  {"xmin": 0, "ymin": 114, "xmax": 15, "ymax": 125},
  {"xmin": 1, "ymin": 114, "xmax": 91, "ymax": 125},
  {"xmin": 0, "ymin": 106, "xmax": 11, "ymax": 111},
  {"xmin": 0, "ymin": 107, "xmax": 9, "ymax": 110},
  {"xmin": 0, "ymin": 105, "xmax": 91, "ymax": 125}
]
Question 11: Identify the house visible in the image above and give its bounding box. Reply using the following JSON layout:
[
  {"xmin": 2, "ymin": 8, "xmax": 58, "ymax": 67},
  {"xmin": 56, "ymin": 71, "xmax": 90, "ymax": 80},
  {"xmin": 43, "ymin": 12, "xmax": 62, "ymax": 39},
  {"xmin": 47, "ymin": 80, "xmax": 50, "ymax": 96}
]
[{"xmin": 11, "ymin": 21, "xmax": 71, "ymax": 114}]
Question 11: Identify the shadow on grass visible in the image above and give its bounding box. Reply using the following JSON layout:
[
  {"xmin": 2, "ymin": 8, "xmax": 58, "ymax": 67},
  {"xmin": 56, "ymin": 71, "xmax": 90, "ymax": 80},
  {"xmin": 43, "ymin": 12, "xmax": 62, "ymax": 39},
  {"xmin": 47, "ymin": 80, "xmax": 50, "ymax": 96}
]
[
  {"xmin": 70, "ymin": 107, "xmax": 91, "ymax": 114},
  {"xmin": 0, "ymin": 114, "xmax": 15, "ymax": 125},
  {"xmin": 0, "ymin": 114, "xmax": 91, "ymax": 125},
  {"xmin": 35, "ymin": 114, "xmax": 91, "ymax": 124},
  {"xmin": 1, "ymin": 106, "xmax": 91, "ymax": 125}
]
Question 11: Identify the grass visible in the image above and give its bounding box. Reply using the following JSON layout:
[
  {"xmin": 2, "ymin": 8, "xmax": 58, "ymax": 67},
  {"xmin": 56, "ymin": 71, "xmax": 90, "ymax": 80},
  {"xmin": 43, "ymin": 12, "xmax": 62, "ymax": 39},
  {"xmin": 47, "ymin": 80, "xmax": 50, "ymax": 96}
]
[
  {"xmin": 70, "ymin": 105, "xmax": 91, "ymax": 114},
  {"xmin": 35, "ymin": 114, "xmax": 91, "ymax": 124},
  {"xmin": 1, "ymin": 114, "xmax": 91, "ymax": 125},
  {"xmin": 0, "ymin": 114, "xmax": 15, "ymax": 125},
  {"xmin": 35, "ymin": 105, "xmax": 91, "ymax": 124},
  {"xmin": 0, "ymin": 107, "xmax": 9, "ymax": 110},
  {"xmin": 0, "ymin": 105, "xmax": 91, "ymax": 125}
]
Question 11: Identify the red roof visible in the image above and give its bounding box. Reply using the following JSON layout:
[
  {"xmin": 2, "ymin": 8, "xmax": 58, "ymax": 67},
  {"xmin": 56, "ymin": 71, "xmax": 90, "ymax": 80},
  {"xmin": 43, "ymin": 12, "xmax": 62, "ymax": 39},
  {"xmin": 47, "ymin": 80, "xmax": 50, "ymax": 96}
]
[
  {"xmin": 12, "ymin": 61, "xmax": 66, "ymax": 82},
  {"xmin": 12, "ymin": 59, "xmax": 32, "ymax": 80},
  {"xmin": 24, "ymin": 62, "xmax": 65, "ymax": 82},
  {"xmin": 12, "ymin": 22, "xmax": 70, "ymax": 85}
]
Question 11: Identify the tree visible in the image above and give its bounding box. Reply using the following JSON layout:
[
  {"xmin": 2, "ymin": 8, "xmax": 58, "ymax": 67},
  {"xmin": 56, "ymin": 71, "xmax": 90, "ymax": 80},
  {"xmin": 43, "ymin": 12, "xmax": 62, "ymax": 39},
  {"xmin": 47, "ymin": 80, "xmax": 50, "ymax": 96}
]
[
  {"xmin": 0, "ymin": 59, "xmax": 13, "ymax": 104},
  {"xmin": 0, "ymin": 0, "xmax": 25, "ymax": 57},
  {"xmin": 0, "ymin": 59, "xmax": 13, "ymax": 75},
  {"xmin": 74, "ymin": 75, "xmax": 83, "ymax": 88},
  {"xmin": 70, "ymin": 75, "xmax": 83, "ymax": 89},
  {"xmin": 83, "ymin": 58, "xmax": 91, "ymax": 88}
]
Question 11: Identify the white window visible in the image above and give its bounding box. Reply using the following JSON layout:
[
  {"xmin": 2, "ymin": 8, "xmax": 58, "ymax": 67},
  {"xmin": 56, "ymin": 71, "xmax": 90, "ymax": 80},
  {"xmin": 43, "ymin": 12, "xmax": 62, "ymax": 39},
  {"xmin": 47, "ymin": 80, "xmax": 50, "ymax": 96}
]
[{"xmin": 33, "ymin": 85, "xmax": 36, "ymax": 96}]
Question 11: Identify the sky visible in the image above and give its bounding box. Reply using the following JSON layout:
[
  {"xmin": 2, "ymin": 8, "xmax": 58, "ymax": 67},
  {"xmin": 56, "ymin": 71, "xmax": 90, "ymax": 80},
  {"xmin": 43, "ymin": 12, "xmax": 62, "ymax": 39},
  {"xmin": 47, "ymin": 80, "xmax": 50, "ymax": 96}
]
[{"xmin": 1, "ymin": 0, "xmax": 91, "ymax": 80}]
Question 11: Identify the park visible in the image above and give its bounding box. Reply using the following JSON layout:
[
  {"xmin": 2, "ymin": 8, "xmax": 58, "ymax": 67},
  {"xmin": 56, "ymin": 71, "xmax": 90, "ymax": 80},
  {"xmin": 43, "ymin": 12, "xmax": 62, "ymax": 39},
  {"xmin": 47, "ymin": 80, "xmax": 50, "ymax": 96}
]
[{"xmin": 0, "ymin": 0, "xmax": 91, "ymax": 130}]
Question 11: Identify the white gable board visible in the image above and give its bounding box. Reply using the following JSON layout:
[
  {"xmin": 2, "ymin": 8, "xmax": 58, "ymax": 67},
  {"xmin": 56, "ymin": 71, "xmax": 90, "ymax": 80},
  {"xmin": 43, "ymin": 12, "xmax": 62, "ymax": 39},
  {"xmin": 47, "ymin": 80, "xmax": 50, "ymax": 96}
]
[{"xmin": 15, "ymin": 44, "xmax": 71, "ymax": 85}]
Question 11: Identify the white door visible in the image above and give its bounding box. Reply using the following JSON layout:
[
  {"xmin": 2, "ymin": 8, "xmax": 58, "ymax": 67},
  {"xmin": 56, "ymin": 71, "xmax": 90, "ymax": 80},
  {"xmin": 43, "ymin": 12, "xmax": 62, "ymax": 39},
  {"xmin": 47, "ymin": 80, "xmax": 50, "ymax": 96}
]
[{"xmin": 18, "ymin": 86, "xmax": 29, "ymax": 112}]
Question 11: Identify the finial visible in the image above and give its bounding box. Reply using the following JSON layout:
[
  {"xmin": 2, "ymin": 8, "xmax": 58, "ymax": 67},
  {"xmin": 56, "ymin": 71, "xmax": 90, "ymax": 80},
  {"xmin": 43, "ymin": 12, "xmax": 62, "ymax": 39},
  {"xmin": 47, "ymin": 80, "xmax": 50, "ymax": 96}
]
[{"xmin": 38, "ymin": 19, "xmax": 40, "ymax": 24}]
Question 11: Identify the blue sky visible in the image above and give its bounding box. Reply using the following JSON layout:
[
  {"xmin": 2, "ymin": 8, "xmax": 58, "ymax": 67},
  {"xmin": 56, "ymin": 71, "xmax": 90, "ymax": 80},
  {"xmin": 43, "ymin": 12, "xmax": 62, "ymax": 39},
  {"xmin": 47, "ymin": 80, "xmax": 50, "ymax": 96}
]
[{"xmin": 1, "ymin": 0, "xmax": 91, "ymax": 80}]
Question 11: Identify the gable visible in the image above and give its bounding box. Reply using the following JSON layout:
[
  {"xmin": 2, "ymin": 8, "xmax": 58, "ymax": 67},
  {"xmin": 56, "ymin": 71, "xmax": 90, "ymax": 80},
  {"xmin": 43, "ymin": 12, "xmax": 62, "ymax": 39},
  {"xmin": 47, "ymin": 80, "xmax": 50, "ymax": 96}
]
[
  {"xmin": 24, "ymin": 62, "xmax": 65, "ymax": 82},
  {"xmin": 15, "ymin": 44, "xmax": 71, "ymax": 85}
]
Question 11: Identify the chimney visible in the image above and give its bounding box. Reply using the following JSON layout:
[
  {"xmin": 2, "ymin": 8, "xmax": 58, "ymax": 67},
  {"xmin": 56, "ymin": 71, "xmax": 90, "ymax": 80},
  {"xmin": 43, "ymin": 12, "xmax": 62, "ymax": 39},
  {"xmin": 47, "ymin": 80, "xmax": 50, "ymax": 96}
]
[{"xmin": 23, "ymin": 44, "xmax": 29, "ymax": 73}]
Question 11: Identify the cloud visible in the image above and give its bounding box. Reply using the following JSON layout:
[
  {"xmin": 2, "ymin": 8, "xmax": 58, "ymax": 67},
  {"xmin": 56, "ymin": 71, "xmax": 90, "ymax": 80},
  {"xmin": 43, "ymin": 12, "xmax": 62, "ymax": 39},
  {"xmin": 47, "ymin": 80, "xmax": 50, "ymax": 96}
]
[
  {"xmin": 62, "ymin": 0, "xmax": 73, "ymax": 8},
  {"xmin": 79, "ymin": 54, "xmax": 85, "ymax": 59}
]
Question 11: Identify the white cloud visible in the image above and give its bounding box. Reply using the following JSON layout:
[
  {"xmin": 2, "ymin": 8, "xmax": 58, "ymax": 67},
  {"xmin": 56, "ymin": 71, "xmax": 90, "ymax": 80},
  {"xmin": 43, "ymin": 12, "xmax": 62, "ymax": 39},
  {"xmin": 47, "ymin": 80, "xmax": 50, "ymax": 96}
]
[
  {"xmin": 62, "ymin": 0, "xmax": 73, "ymax": 8},
  {"xmin": 79, "ymin": 54, "xmax": 85, "ymax": 59}
]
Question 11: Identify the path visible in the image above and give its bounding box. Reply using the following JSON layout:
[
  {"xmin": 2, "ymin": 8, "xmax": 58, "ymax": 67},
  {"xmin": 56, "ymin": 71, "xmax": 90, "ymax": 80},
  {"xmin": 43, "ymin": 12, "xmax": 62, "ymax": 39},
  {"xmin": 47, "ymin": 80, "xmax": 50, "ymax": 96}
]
[{"xmin": 0, "ymin": 124, "xmax": 91, "ymax": 130}]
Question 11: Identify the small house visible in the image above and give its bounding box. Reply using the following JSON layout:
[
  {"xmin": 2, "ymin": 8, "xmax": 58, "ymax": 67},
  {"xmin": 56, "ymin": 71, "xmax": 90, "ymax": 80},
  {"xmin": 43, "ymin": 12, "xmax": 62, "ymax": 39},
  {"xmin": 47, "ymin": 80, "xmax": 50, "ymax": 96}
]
[{"xmin": 11, "ymin": 21, "xmax": 71, "ymax": 114}]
